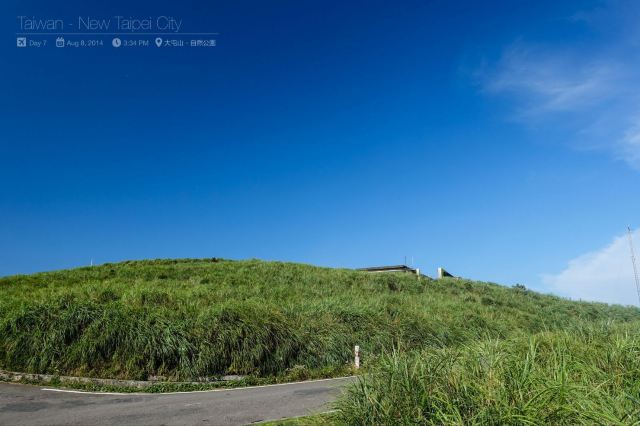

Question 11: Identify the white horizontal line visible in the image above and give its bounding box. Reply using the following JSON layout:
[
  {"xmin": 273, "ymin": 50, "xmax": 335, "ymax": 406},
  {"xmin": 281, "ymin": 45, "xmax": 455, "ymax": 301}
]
[
  {"xmin": 42, "ymin": 388, "xmax": 130, "ymax": 396},
  {"xmin": 41, "ymin": 376, "xmax": 355, "ymax": 396},
  {"xmin": 16, "ymin": 33, "xmax": 219, "ymax": 35}
]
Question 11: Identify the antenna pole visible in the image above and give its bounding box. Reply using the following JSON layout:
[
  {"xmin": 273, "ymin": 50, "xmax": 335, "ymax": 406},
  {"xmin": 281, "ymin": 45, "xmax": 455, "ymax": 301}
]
[{"xmin": 627, "ymin": 226, "xmax": 640, "ymax": 305}]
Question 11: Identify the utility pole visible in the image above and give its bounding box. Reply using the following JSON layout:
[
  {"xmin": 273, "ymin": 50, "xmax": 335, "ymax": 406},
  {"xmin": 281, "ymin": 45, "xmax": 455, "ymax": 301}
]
[{"xmin": 627, "ymin": 226, "xmax": 640, "ymax": 306}]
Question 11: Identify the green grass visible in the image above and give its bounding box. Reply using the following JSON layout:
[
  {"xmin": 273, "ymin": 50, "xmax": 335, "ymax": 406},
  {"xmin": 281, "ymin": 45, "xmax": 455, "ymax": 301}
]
[
  {"xmin": 334, "ymin": 327, "xmax": 640, "ymax": 425},
  {"xmin": 1, "ymin": 258, "xmax": 640, "ymax": 422}
]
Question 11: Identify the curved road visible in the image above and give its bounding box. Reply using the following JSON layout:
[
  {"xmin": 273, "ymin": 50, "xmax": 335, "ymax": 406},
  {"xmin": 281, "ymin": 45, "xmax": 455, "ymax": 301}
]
[{"xmin": 0, "ymin": 377, "xmax": 354, "ymax": 425}]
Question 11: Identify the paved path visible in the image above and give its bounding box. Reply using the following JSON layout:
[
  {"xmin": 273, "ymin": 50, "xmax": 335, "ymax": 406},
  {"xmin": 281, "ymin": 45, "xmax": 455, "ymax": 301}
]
[{"xmin": 0, "ymin": 377, "xmax": 354, "ymax": 425}]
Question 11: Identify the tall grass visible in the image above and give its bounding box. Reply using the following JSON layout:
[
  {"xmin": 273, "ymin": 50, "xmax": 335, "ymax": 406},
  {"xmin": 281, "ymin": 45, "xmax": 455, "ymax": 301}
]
[
  {"xmin": 0, "ymin": 259, "xmax": 638, "ymax": 383},
  {"xmin": 334, "ymin": 326, "xmax": 640, "ymax": 425}
]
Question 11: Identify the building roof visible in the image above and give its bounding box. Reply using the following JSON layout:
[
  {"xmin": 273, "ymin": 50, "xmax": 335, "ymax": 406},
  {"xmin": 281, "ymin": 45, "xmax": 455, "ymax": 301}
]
[{"xmin": 357, "ymin": 265, "xmax": 417, "ymax": 273}]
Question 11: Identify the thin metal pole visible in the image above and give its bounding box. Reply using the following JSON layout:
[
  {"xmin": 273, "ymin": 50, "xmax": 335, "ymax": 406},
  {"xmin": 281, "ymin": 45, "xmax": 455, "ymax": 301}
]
[{"xmin": 627, "ymin": 226, "xmax": 640, "ymax": 306}]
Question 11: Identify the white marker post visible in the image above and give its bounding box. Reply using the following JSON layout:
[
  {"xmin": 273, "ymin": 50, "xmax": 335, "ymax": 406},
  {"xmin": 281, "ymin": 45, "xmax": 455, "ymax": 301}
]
[{"xmin": 354, "ymin": 345, "xmax": 360, "ymax": 369}]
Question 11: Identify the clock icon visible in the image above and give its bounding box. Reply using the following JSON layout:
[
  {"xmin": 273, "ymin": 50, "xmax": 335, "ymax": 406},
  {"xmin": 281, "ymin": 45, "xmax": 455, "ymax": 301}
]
[{"xmin": 112, "ymin": 37, "xmax": 122, "ymax": 48}]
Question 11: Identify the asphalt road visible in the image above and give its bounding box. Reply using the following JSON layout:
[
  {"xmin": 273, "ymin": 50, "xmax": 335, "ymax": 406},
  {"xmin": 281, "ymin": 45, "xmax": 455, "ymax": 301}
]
[{"xmin": 0, "ymin": 377, "xmax": 354, "ymax": 425}]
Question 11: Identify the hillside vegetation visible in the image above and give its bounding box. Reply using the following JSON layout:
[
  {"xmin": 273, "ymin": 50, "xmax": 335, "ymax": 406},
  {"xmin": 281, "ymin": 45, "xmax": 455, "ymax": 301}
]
[
  {"xmin": 1, "ymin": 259, "xmax": 639, "ymax": 420},
  {"xmin": 335, "ymin": 327, "xmax": 640, "ymax": 425}
]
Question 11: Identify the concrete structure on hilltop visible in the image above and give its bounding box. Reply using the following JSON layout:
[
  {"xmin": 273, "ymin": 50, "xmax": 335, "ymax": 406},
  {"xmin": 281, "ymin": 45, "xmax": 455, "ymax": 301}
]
[
  {"xmin": 357, "ymin": 265, "xmax": 421, "ymax": 276},
  {"xmin": 358, "ymin": 265, "xmax": 460, "ymax": 280},
  {"xmin": 437, "ymin": 267, "xmax": 458, "ymax": 280}
]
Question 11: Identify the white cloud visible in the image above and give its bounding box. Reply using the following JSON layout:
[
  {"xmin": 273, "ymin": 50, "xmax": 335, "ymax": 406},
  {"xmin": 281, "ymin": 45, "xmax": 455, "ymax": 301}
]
[
  {"xmin": 542, "ymin": 229, "xmax": 640, "ymax": 306},
  {"xmin": 478, "ymin": 3, "xmax": 640, "ymax": 170},
  {"xmin": 619, "ymin": 123, "xmax": 640, "ymax": 167},
  {"xmin": 484, "ymin": 44, "xmax": 622, "ymax": 114}
]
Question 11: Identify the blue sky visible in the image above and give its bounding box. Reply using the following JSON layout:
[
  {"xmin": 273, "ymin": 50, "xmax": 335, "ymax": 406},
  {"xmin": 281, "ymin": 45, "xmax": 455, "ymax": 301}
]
[{"xmin": 2, "ymin": 0, "xmax": 639, "ymax": 304}]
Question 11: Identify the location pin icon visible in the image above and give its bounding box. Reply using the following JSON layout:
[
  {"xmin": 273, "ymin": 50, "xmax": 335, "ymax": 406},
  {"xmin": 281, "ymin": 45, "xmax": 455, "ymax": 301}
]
[{"xmin": 155, "ymin": 37, "xmax": 163, "ymax": 47}]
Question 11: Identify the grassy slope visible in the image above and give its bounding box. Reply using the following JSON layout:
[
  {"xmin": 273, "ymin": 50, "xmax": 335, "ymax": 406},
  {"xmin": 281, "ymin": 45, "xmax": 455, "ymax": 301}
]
[
  {"xmin": 0, "ymin": 259, "xmax": 638, "ymax": 388},
  {"xmin": 334, "ymin": 330, "xmax": 640, "ymax": 425}
]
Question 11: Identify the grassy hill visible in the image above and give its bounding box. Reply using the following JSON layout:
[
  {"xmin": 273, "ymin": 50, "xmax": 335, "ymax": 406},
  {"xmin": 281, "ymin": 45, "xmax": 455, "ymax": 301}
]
[{"xmin": 1, "ymin": 259, "xmax": 640, "ymax": 422}]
